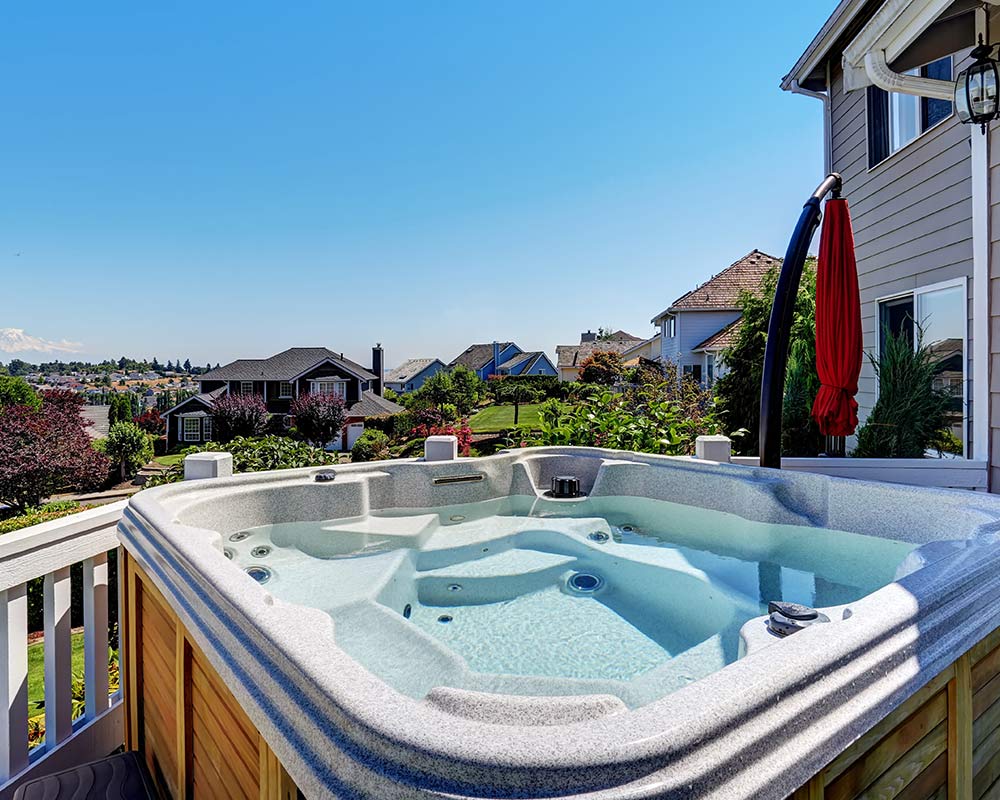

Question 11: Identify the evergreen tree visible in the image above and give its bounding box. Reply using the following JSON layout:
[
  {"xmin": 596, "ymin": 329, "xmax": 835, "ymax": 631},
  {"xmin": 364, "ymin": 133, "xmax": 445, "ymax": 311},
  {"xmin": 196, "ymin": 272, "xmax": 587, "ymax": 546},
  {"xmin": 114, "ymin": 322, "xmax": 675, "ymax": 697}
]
[
  {"xmin": 183, "ymin": 358, "xmax": 192, "ymax": 373},
  {"xmin": 166, "ymin": 360, "xmax": 174, "ymax": 372},
  {"xmin": 118, "ymin": 356, "xmax": 128, "ymax": 371},
  {"xmin": 151, "ymin": 357, "xmax": 161, "ymax": 371}
]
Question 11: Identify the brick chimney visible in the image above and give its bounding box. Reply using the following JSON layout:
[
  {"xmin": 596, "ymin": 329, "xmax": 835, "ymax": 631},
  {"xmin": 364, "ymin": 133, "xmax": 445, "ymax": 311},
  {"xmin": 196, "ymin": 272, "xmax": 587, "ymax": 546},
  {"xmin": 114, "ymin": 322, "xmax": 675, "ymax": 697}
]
[
  {"xmin": 580, "ymin": 330, "xmax": 597, "ymax": 343},
  {"xmin": 371, "ymin": 344, "xmax": 384, "ymax": 396}
]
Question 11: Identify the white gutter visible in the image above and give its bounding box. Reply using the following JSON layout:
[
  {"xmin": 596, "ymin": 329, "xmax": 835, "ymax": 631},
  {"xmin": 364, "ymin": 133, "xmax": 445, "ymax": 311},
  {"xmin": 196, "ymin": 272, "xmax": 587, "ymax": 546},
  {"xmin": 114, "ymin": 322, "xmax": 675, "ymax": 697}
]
[
  {"xmin": 789, "ymin": 77, "xmax": 833, "ymax": 175},
  {"xmin": 862, "ymin": 48, "xmax": 953, "ymax": 99}
]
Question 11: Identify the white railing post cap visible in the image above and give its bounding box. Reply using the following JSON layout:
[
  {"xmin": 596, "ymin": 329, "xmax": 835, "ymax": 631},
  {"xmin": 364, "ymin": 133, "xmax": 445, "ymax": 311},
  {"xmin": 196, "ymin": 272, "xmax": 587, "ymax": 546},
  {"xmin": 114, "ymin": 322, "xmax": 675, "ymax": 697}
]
[
  {"xmin": 425, "ymin": 436, "xmax": 458, "ymax": 462},
  {"xmin": 695, "ymin": 435, "xmax": 732, "ymax": 464},
  {"xmin": 184, "ymin": 452, "xmax": 234, "ymax": 480}
]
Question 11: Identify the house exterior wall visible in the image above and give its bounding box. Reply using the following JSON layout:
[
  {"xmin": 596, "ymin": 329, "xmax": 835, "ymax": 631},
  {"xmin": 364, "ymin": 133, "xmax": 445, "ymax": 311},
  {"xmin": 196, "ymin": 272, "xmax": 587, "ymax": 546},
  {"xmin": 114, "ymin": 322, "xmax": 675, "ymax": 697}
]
[
  {"xmin": 385, "ymin": 361, "xmax": 445, "ymax": 394},
  {"xmin": 660, "ymin": 310, "xmax": 740, "ymax": 370},
  {"xmin": 828, "ymin": 57, "xmax": 975, "ymax": 445},
  {"xmin": 477, "ymin": 344, "xmax": 522, "ymax": 380}
]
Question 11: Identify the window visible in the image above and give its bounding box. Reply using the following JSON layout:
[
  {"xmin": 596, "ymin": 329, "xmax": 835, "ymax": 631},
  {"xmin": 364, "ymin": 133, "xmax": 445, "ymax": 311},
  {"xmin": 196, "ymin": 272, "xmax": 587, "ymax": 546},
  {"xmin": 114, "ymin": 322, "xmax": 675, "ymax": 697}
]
[
  {"xmin": 240, "ymin": 381, "xmax": 254, "ymax": 395},
  {"xmin": 183, "ymin": 417, "xmax": 201, "ymax": 442},
  {"xmin": 203, "ymin": 417, "xmax": 213, "ymax": 441},
  {"xmin": 868, "ymin": 56, "xmax": 953, "ymax": 167},
  {"xmin": 310, "ymin": 380, "xmax": 346, "ymax": 397},
  {"xmin": 665, "ymin": 317, "xmax": 676, "ymax": 338},
  {"xmin": 278, "ymin": 381, "xmax": 293, "ymax": 398},
  {"xmin": 682, "ymin": 364, "xmax": 702, "ymax": 383},
  {"xmin": 706, "ymin": 354, "xmax": 715, "ymax": 385},
  {"xmin": 877, "ymin": 280, "xmax": 967, "ymax": 453}
]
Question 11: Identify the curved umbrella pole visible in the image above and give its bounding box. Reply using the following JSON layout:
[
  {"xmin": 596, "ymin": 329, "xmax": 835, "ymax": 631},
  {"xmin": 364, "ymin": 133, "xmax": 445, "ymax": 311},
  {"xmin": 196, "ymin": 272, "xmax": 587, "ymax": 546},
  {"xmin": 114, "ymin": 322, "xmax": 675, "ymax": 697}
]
[{"xmin": 758, "ymin": 173, "xmax": 842, "ymax": 469}]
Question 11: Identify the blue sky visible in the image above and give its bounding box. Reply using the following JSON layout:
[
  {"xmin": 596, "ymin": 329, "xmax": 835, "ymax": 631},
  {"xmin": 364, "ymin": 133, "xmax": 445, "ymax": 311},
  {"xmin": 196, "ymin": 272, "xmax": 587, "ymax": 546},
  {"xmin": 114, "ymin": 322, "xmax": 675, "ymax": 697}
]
[{"xmin": 1, "ymin": 2, "xmax": 833, "ymax": 369}]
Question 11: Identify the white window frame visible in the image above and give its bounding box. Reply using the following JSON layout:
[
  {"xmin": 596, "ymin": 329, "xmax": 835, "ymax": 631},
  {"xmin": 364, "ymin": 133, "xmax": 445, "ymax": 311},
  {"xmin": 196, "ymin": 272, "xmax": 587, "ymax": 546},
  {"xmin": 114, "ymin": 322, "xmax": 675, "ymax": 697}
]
[
  {"xmin": 310, "ymin": 379, "xmax": 347, "ymax": 398},
  {"xmin": 240, "ymin": 381, "xmax": 254, "ymax": 395},
  {"xmin": 278, "ymin": 381, "xmax": 293, "ymax": 398},
  {"xmin": 666, "ymin": 317, "xmax": 676, "ymax": 338},
  {"xmin": 182, "ymin": 416, "xmax": 202, "ymax": 442},
  {"xmin": 874, "ymin": 276, "xmax": 968, "ymax": 457},
  {"xmin": 203, "ymin": 417, "xmax": 213, "ymax": 441}
]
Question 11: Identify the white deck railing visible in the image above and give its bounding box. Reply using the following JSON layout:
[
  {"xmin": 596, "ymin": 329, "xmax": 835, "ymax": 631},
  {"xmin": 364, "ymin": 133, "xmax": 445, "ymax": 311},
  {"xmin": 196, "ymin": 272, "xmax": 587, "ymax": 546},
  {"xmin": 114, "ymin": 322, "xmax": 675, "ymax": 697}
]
[{"xmin": 0, "ymin": 501, "xmax": 126, "ymax": 799}]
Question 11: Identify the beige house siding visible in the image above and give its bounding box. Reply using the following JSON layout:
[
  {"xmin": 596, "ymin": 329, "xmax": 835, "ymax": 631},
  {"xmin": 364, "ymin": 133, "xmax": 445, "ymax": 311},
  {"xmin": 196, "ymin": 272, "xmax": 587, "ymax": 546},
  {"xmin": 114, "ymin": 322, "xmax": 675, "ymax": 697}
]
[{"xmin": 829, "ymin": 58, "xmax": 975, "ymax": 446}]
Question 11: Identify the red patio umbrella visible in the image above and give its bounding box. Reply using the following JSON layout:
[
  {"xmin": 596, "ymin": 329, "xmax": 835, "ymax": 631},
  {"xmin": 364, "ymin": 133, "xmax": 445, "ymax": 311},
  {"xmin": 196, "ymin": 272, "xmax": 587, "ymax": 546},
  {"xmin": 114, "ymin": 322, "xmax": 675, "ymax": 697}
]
[{"xmin": 811, "ymin": 197, "xmax": 862, "ymax": 437}]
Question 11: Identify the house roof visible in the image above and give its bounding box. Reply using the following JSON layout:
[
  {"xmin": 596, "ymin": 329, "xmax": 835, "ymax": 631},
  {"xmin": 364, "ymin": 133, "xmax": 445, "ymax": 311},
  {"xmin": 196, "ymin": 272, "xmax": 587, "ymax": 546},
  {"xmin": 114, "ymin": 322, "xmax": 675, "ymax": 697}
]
[
  {"xmin": 781, "ymin": 0, "xmax": 868, "ymax": 91},
  {"xmin": 621, "ymin": 333, "xmax": 662, "ymax": 360},
  {"xmin": 384, "ymin": 358, "xmax": 443, "ymax": 384},
  {"xmin": 651, "ymin": 250, "xmax": 779, "ymax": 323},
  {"xmin": 692, "ymin": 319, "xmax": 742, "ymax": 352},
  {"xmin": 348, "ymin": 391, "xmax": 405, "ymax": 418},
  {"xmin": 200, "ymin": 348, "xmax": 376, "ymax": 382},
  {"xmin": 449, "ymin": 343, "xmax": 515, "ymax": 370},
  {"xmin": 555, "ymin": 331, "xmax": 644, "ymax": 370},
  {"xmin": 163, "ymin": 386, "xmax": 227, "ymax": 416}
]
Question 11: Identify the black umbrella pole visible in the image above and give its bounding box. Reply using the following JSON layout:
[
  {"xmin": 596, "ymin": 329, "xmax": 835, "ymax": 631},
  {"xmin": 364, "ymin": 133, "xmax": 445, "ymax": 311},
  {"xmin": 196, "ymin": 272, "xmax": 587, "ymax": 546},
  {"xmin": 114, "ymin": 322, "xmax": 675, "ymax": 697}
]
[{"xmin": 758, "ymin": 173, "xmax": 842, "ymax": 470}]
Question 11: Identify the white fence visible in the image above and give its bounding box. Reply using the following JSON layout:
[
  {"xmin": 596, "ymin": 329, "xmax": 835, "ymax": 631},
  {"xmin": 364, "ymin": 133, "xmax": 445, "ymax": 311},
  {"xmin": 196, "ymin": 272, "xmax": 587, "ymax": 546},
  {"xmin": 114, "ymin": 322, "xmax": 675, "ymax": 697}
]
[{"xmin": 0, "ymin": 501, "xmax": 126, "ymax": 799}]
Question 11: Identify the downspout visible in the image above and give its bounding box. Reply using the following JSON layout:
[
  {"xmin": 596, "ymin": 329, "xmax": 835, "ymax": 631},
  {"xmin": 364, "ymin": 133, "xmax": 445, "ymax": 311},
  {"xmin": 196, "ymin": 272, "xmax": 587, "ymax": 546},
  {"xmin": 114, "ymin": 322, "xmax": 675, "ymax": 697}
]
[
  {"xmin": 862, "ymin": 48, "xmax": 953, "ymax": 99},
  {"xmin": 789, "ymin": 76, "xmax": 833, "ymax": 175},
  {"xmin": 973, "ymin": 4, "xmax": 991, "ymax": 478}
]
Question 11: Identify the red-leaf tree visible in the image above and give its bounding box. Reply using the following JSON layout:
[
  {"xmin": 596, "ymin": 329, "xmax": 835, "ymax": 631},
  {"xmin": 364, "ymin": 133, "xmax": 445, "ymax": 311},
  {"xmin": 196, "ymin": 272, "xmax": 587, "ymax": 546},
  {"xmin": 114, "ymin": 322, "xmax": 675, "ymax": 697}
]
[
  {"xmin": 212, "ymin": 393, "xmax": 268, "ymax": 441},
  {"xmin": 0, "ymin": 391, "xmax": 110, "ymax": 512},
  {"xmin": 133, "ymin": 408, "xmax": 165, "ymax": 435},
  {"xmin": 291, "ymin": 393, "xmax": 347, "ymax": 447},
  {"xmin": 578, "ymin": 350, "xmax": 625, "ymax": 385}
]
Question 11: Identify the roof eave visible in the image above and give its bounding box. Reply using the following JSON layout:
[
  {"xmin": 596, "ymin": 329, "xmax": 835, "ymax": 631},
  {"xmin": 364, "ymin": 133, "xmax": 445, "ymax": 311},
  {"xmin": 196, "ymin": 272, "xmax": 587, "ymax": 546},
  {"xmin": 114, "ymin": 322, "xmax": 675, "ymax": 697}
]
[{"xmin": 781, "ymin": 0, "xmax": 869, "ymax": 91}]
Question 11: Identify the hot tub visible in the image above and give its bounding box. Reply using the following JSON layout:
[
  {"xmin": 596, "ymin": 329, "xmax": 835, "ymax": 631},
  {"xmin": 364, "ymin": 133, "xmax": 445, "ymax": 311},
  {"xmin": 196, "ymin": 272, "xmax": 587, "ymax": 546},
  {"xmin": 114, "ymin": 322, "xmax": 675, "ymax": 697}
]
[{"xmin": 119, "ymin": 447, "xmax": 1000, "ymax": 799}]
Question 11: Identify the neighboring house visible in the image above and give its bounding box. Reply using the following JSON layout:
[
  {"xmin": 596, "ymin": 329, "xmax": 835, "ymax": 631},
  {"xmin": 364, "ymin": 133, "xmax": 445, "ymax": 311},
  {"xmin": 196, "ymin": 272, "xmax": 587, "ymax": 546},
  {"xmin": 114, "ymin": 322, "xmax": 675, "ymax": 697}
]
[
  {"xmin": 384, "ymin": 358, "xmax": 446, "ymax": 394},
  {"xmin": 496, "ymin": 350, "xmax": 558, "ymax": 377},
  {"xmin": 621, "ymin": 333, "xmax": 663, "ymax": 367},
  {"xmin": 555, "ymin": 330, "xmax": 645, "ymax": 382},
  {"xmin": 651, "ymin": 250, "xmax": 778, "ymax": 384},
  {"xmin": 785, "ymin": 0, "xmax": 987, "ymax": 475},
  {"xmin": 163, "ymin": 345, "xmax": 401, "ymax": 451},
  {"xmin": 448, "ymin": 342, "xmax": 557, "ymax": 380}
]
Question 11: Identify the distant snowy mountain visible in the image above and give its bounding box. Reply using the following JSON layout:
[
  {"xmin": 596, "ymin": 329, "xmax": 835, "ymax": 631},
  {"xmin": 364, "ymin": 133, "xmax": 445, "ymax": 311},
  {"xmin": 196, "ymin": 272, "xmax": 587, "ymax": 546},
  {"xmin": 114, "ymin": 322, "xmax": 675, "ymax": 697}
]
[{"xmin": 0, "ymin": 328, "xmax": 83, "ymax": 355}]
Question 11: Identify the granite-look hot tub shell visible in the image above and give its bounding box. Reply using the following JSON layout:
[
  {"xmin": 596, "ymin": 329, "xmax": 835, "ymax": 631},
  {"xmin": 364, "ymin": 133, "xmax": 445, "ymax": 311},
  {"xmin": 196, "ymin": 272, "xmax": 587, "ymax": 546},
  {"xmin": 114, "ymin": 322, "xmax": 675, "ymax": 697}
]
[{"xmin": 118, "ymin": 447, "xmax": 1000, "ymax": 799}]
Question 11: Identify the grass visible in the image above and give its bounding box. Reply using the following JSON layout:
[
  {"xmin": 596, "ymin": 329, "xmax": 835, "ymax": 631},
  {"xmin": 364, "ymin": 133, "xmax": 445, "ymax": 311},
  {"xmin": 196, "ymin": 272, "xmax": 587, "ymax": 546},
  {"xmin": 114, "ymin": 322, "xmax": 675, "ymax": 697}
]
[
  {"xmin": 27, "ymin": 631, "xmax": 85, "ymax": 712},
  {"xmin": 154, "ymin": 453, "xmax": 185, "ymax": 467},
  {"xmin": 469, "ymin": 403, "xmax": 547, "ymax": 433}
]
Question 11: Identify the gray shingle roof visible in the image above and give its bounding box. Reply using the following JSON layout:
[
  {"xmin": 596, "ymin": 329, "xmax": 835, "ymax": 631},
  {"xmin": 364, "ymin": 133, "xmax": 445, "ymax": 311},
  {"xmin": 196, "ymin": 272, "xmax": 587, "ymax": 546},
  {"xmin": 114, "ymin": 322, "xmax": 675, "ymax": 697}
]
[
  {"xmin": 449, "ymin": 343, "xmax": 515, "ymax": 370},
  {"xmin": 384, "ymin": 358, "xmax": 442, "ymax": 383},
  {"xmin": 692, "ymin": 319, "xmax": 742, "ymax": 352},
  {"xmin": 556, "ymin": 339, "xmax": 643, "ymax": 369},
  {"xmin": 163, "ymin": 385, "xmax": 227, "ymax": 416},
  {"xmin": 348, "ymin": 391, "xmax": 405, "ymax": 418},
  {"xmin": 200, "ymin": 347, "xmax": 376, "ymax": 382}
]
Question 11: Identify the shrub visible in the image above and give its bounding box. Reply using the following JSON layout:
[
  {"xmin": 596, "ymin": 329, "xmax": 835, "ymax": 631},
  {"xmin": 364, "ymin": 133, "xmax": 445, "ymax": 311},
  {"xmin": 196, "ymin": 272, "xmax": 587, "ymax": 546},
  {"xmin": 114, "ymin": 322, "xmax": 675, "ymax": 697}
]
[
  {"xmin": 133, "ymin": 408, "xmax": 165, "ymax": 435},
  {"xmin": 0, "ymin": 501, "xmax": 89, "ymax": 535},
  {"xmin": 291, "ymin": 392, "xmax": 346, "ymax": 447},
  {"xmin": 351, "ymin": 429, "xmax": 392, "ymax": 462},
  {"xmin": 487, "ymin": 374, "xmax": 565, "ymax": 401},
  {"xmin": 518, "ymin": 376, "xmax": 718, "ymax": 456},
  {"xmin": 0, "ymin": 376, "xmax": 40, "ymax": 410},
  {"xmin": 578, "ymin": 351, "xmax": 625, "ymax": 385},
  {"xmin": 0, "ymin": 393, "xmax": 110, "ymax": 512},
  {"xmin": 146, "ymin": 435, "xmax": 336, "ymax": 485},
  {"xmin": 382, "ymin": 387, "xmax": 399, "ymax": 402},
  {"xmin": 212, "ymin": 392, "xmax": 268, "ymax": 441},
  {"xmin": 104, "ymin": 422, "xmax": 154, "ymax": 481},
  {"xmin": 853, "ymin": 328, "xmax": 951, "ymax": 458},
  {"xmin": 404, "ymin": 366, "xmax": 484, "ymax": 415},
  {"xmin": 410, "ymin": 422, "xmax": 473, "ymax": 456}
]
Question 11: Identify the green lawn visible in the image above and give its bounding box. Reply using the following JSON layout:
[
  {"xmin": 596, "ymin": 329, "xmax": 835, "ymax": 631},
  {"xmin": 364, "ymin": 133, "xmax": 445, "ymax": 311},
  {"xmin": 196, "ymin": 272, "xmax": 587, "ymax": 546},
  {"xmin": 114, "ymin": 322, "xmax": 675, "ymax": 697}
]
[
  {"xmin": 469, "ymin": 403, "xmax": 547, "ymax": 433},
  {"xmin": 27, "ymin": 632, "xmax": 85, "ymax": 712},
  {"xmin": 154, "ymin": 453, "xmax": 185, "ymax": 467}
]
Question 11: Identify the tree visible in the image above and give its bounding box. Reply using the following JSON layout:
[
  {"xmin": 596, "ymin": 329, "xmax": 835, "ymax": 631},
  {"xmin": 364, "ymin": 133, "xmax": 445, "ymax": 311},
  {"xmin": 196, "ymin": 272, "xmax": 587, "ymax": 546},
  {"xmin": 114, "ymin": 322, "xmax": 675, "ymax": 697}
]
[
  {"xmin": 448, "ymin": 366, "xmax": 485, "ymax": 415},
  {"xmin": 0, "ymin": 392, "xmax": 110, "ymax": 512},
  {"xmin": 103, "ymin": 422, "xmax": 154, "ymax": 481},
  {"xmin": 290, "ymin": 393, "xmax": 347, "ymax": 447},
  {"xmin": 166, "ymin": 360, "xmax": 174, "ymax": 372},
  {"xmin": 714, "ymin": 259, "xmax": 819, "ymax": 456},
  {"xmin": 212, "ymin": 393, "xmax": 268, "ymax": 441},
  {"xmin": 0, "ymin": 376, "xmax": 40, "ymax": 411},
  {"xmin": 183, "ymin": 359, "xmax": 192, "ymax": 373},
  {"xmin": 108, "ymin": 393, "xmax": 133, "ymax": 427},
  {"xmin": 490, "ymin": 377, "xmax": 543, "ymax": 425},
  {"xmin": 578, "ymin": 350, "xmax": 625, "ymax": 385},
  {"xmin": 596, "ymin": 327, "xmax": 616, "ymax": 341},
  {"xmin": 151, "ymin": 357, "xmax": 161, "ymax": 371},
  {"xmin": 134, "ymin": 408, "xmax": 165, "ymax": 435},
  {"xmin": 7, "ymin": 359, "xmax": 32, "ymax": 376},
  {"xmin": 118, "ymin": 357, "xmax": 128, "ymax": 371}
]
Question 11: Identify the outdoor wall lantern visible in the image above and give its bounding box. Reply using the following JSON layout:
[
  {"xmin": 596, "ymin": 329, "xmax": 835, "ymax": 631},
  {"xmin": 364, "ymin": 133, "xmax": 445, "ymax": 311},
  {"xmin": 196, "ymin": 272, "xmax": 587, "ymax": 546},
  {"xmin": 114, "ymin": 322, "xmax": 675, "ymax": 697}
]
[{"xmin": 955, "ymin": 37, "xmax": 1000, "ymax": 131}]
